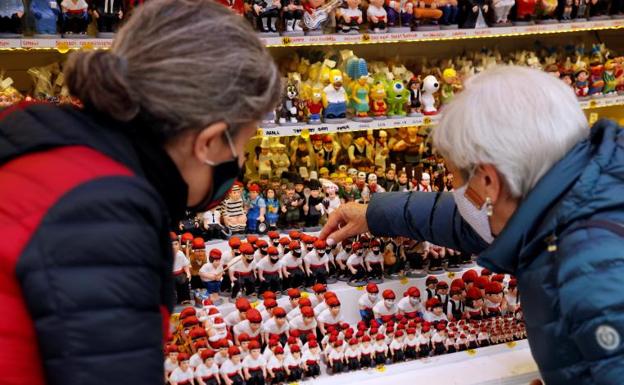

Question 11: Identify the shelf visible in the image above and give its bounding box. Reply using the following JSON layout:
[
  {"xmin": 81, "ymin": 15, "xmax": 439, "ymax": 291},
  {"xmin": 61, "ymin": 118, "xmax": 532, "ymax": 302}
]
[
  {"xmin": 260, "ymin": 94, "xmax": 624, "ymax": 137},
  {"xmin": 0, "ymin": 19, "xmax": 622, "ymax": 52},
  {"xmin": 260, "ymin": 19, "xmax": 624, "ymax": 47}
]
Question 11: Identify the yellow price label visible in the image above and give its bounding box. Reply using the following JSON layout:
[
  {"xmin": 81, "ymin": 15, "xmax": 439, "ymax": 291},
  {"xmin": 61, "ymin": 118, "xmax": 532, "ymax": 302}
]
[
  {"xmin": 423, "ymin": 117, "xmax": 432, "ymax": 125},
  {"xmin": 399, "ymin": 277, "xmax": 409, "ymax": 285},
  {"xmin": 356, "ymin": 285, "xmax": 364, "ymax": 291},
  {"xmin": 56, "ymin": 41, "xmax": 70, "ymax": 54},
  {"xmin": 300, "ymin": 129, "xmax": 310, "ymax": 140},
  {"xmin": 301, "ymin": 292, "xmax": 310, "ymax": 298},
  {"xmin": 81, "ymin": 42, "xmax": 94, "ymax": 51},
  {"xmin": 447, "ymin": 272, "xmax": 455, "ymax": 279},
  {"xmin": 506, "ymin": 341, "xmax": 517, "ymax": 348},
  {"xmin": 288, "ymin": 382, "xmax": 299, "ymax": 385},
  {"xmin": 251, "ymin": 301, "xmax": 260, "ymax": 308},
  {"xmin": 588, "ymin": 112, "xmax": 599, "ymax": 125},
  {"xmin": 589, "ymin": 100, "xmax": 597, "ymax": 108},
  {"xmin": 466, "ymin": 349, "xmax": 477, "ymax": 356},
  {"xmin": 362, "ymin": 34, "xmax": 371, "ymax": 41},
  {"xmin": 376, "ymin": 365, "xmax": 386, "ymax": 372},
  {"xmin": 282, "ymin": 37, "xmax": 292, "ymax": 45}
]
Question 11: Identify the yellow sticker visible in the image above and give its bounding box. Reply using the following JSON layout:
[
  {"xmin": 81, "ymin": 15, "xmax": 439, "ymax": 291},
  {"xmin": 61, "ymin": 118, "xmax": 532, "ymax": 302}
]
[
  {"xmin": 81, "ymin": 42, "xmax": 94, "ymax": 51},
  {"xmin": 466, "ymin": 349, "xmax": 477, "ymax": 356},
  {"xmin": 588, "ymin": 112, "xmax": 599, "ymax": 125},
  {"xmin": 288, "ymin": 382, "xmax": 299, "ymax": 385},
  {"xmin": 282, "ymin": 37, "xmax": 292, "ymax": 45},
  {"xmin": 362, "ymin": 34, "xmax": 371, "ymax": 41},
  {"xmin": 251, "ymin": 301, "xmax": 260, "ymax": 308},
  {"xmin": 356, "ymin": 286, "xmax": 364, "ymax": 291},
  {"xmin": 589, "ymin": 100, "xmax": 597, "ymax": 108},
  {"xmin": 506, "ymin": 341, "xmax": 517, "ymax": 348},
  {"xmin": 300, "ymin": 129, "xmax": 310, "ymax": 140},
  {"xmin": 56, "ymin": 41, "xmax": 70, "ymax": 54},
  {"xmin": 447, "ymin": 272, "xmax": 455, "ymax": 279},
  {"xmin": 399, "ymin": 277, "xmax": 409, "ymax": 285},
  {"xmin": 301, "ymin": 292, "xmax": 310, "ymax": 298},
  {"xmin": 376, "ymin": 365, "xmax": 386, "ymax": 372},
  {"xmin": 423, "ymin": 117, "xmax": 432, "ymax": 125}
]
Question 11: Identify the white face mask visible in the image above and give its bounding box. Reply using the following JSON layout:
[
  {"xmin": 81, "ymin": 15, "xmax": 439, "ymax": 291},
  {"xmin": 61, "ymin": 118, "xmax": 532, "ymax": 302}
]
[
  {"xmin": 409, "ymin": 297, "xmax": 420, "ymax": 305},
  {"xmin": 452, "ymin": 183, "xmax": 494, "ymax": 244},
  {"xmin": 385, "ymin": 300, "xmax": 395, "ymax": 307},
  {"xmin": 369, "ymin": 294, "xmax": 378, "ymax": 302}
]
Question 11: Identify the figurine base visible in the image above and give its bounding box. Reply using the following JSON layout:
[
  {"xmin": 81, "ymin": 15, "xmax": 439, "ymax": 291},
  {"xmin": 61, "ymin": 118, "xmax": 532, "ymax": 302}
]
[
  {"xmin": 373, "ymin": 115, "xmax": 388, "ymax": 120},
  {"xmin": 305, "ymin": 29, "xmax": 324, "ymax": 36},
  {"xmin": 491, "ymin": 21, "xmax": 512, "ymax": 27},
  {"xmin": 352, "ymin": 116, "xmax": 374, "ymax": 122},
  {"xmin": 416, "ymin": 24, "xmax": 441, "ymax": 31},
  {"xmin": 307, "ymin": 119, "xmax": 322, "ymax": 124},
  {"xmin": 408, "ymin": 112, "xmax": 423, "ymax": 117},
  {"xmin": 611, "ymin": 14, "xmax": 624, "ymax": 19},
  {"xmin": 339, "ymin": 29, "xmax": 361, "ymax": 35},
  {"xmin": 406, "ymin": 269, "xmax": 427, "ymax": 278},
  {"xmin": 324, "ymin": 118, "xmax": 348, "ymax": 123},
  {"xmin": 33, "ymin": 34, "xmax": 61, "ymax": 39},
  {"xmin": 440, "ymin": 24, "xmax": 459, "ymax": 29},
  {"xmin": 0, "ymin": 33, "xmax": 22, "ymax": 38},
  {"xmin": 574, "ymin": 17, "xmax": 587, "ymax": 21},
  {"xmin": 258, "ymin": 31, "xmax": 280, "ymax": 37},
  {"xmin": 388, "ymin": 26, "xmax": 412, "ymax": 32},
  {"xmin": 461, "ymin": 261, "xmax": 476, "ymax": 268},
  {"xmin": 512, "ymin": 20, "xmax": 535, "ymax": 26},
  {"xmin": 62, "ymin": 33, "xmax": 89, "ymax": 39},
  {"xmin": 282, "ymin": 30, "xmax": 305, "ymax": 36},
  {"xmin": 368, "ymin": 28, "xmax": 388, "ymax": 33},
  {"xmin": 337, "ymin": 275, "xmax": 350, "ymax": 282},
  {"xmin": 348, "ymin": 280, "xmax": 368, "ymax": 287},
  {"xmin": 326, "ymin": 277, "xmax": 338, "ymax": 284},
  {"xmin": 588, "ymin": 15, "xmax": 610, "ymax": 20},
  {"xmin": 97, "ymin": 32, "xmax": 116, "ymax": 38},
  {"xmin": 427, "ymin": 267, "xmax": 446, "ymax": 275},
  {"xmin": 559, "ymin": 18, "xmax": 573, "ymax": 23},
  {"xmin": 369, "ymin": 278, "xmax": 384, "ymax": 284},
  {"xmin": 536, "ymin": 19, "xmax": 559, "ymax": 24},
  {"xmin": 445, "ymin": 265, "xmax": 464, "ymax": 272}
]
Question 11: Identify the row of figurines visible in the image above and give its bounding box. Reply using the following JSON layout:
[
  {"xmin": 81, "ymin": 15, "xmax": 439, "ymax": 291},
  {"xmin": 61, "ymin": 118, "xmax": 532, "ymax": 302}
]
[
  {"xmin": 0, "ymin": 0, "xmax": 128, "ymax": 37},
  {"xmin": 230, "ymin": 0, "xmax": 624, "ymax": 36}
]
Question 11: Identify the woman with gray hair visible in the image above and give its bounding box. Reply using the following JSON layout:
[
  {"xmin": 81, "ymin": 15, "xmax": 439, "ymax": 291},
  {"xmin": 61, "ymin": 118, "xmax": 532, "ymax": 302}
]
[
  {"xmin": 321, "ymin": 65, "xmax": 624, "ymax": 384},
  {"xmin": 0, "ymin": 0, "xmax": 280, "ymax": 384}
]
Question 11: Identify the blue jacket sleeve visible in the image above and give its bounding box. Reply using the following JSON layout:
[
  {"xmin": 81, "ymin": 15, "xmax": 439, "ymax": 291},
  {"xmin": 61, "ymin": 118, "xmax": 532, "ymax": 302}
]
[
  {"xmin": 15, "ymin": 176, "xmax": 172, "ymax": 385},
  {"xmin": 366, "ymin": 191, "xmax": 488, "ymax": 255},
  {"xmin": 558, "ymin": 225, "xmax": 624, "ymax": 384}
]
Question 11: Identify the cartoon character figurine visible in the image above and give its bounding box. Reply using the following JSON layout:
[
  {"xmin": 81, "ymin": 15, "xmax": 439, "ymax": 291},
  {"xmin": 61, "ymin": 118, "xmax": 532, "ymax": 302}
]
[
  {"xmin": 421, "ymin": 75, "xmax": 440, "ymax": 115},
  {"xmin": 302, "ymin": 0, "xmax": 342, "ymax": 34},
  {"xmin": 246, "ymin": 184, "xmax": 267, "ymax": 234},
  {"xmin": 322, "ymin": 69, "xmax": 348, "ymax": 121},
  {"xmin": 367, "ymin": 0, "xmax": 388, "ymax": 32},
  {"xmin": 60, "ymin": 0, "xmax": 90, "ymax": 36},
  {"xmin": 514, "ymin": 0, "xmax": 537, "ymax": 23},
  {"xmin": 282, "ymin": 0, "xmax": 305, "ymax": 34},
  {"xmin": 222, "ymin": 184, "xmax": 247, "ymax": 234},
  {"xmin": 271, "ymin": 143, "xmax": 290, "ymax": 178},
  {"xmin": 30, "ymin": 0, "xmax": 60, "ymax": 36},
  {"xmin": 279, "ymin": 82, "xmax": 303, "ymax": 124},
  {"xmin": 306, "ymin": 86, "xmax": 324, "ymax": 123},
  {"xmin": 337, "ymin": 0, "xmax": 363, "ymax": 33},
  {"xmin": 0, "ymin": 0, "xmax": 24, "ymax": 36},
  {"xmin": 602, "ymin": 60, "xmax": 617, "ymax": 96},
  {"xmin": 387, "ymin": 80, "xmax": 409, "ymax": 117},
  {"xmin": 370, "ymin": 82, "xmax": 388, "ymax": 118},
  {"xmin": 439, "ymin": 0, "xmax": 459, "ymax": 27},
  {"xmin": 536, "ymin": 0, "xmax": 558, "ymax": 22},
  {"xmin": 253, "ymin": 0, "xmax": 282, "ymax": 34},
  {"xmin": 386, "ymin": 0, "xmax": 414, "ymax": 30},
  {"xmin": 348, "ymin": 59, "xmax": 372, "ymax": 121},
  {"xmin": 91, "ymin": 0, "xmax": 124, "ymax": 36},
  {"xmin": 440, "ymin": 68, "xmax": 462, "ymax": 106},
  {"xmin": 574, "ymin": 68, "xmax": 589, "ymax": 98},
  {"xmin": 588, "ymin": 60, "xmax": 605, "ymax": 97},
  {"xmin": 492, "ymin": 0, "xmax": 514, "ymax": 23},
  {"xmin": 414, "ymin": 0, "xmax": 443, "ymax": 29}
]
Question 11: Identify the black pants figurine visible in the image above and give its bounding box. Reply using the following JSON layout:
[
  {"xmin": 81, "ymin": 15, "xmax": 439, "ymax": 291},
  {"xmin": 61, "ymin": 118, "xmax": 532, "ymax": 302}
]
[
  {"xmin": 285, "ymin": 268, "xmax": 305, "ymax": 289},
  {"xmin": 288, "ymin": 367, "xmax": 303, "ymax": 382},
  {"xmin": 96, "ymin": 12, "xmax": 121, "ymax": 33},
  {"xmin": 370, "ymin": 263, "xmax": 383, "ymax": 280},
  {"xmin": 347, "ymin": 357, "xmax": 360, "ymax": 371},
  {"xmin": 307, "ymin": 266, "xmax": 327, "ymax": 286},
  {"xmin": 271, "ymin": 369, "xmax": 286, "ymax": 384},
  {"xmin": 0, "ymin": 14, "xmax": 21, "ymax": 34},
  {"xmin": 350, "ymin": 264, "xmax": 366, "ymax": 283},
  {"xmin": 419, "ymin": 344, "xmax": 431, "ymax": 358},
  {"xmin": 305, "ymin": 363, "xmax": 320, "ymax": 378},
  {"xmin": 248, "ymin": 369, "xmax": 265, "ymax": 385},
  {"xmin": 392, "ymin": 349, "xmax": 405, "ymax": 363},
  {"xmin": 330, "ymin": 360, "xmax": 345, "ymax": 374},
  {"xmin": 360, "ymin": 354, "xmax": 373, "ymax": 368},
  {"xmin": 405, "ymin": 346, "xmax": 417, "ymax": 360},
  {"xmin": 433, "ymin": 342, "xmax": 446, "ymax": 356},
  {"xmin": 232, "ymin": 275, "xmax": 256, "ymax": 298},
  {"xmin": 174, "ymin": 274, "xmax": 191, "ymax": 304},
  {"xmin": 259, "ymin": 273, "xmax": 281, "ymax": 294},
  {"xmin": 374, "ymin": 352, "xmax": 386, "ymax": 366}
]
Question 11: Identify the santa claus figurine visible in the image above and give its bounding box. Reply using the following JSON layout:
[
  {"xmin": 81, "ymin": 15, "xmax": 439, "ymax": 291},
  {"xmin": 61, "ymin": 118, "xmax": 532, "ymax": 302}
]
[
  {"xmin": 358, "ymin": 282, "xmax": 381, "ymax": 322},
  {"xmin": 373, "ymin": 289, "xmax": 398, "ymax": 324}
]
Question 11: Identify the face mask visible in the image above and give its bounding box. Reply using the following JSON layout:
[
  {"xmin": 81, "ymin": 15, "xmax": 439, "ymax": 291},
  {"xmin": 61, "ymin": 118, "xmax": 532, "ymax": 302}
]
[
  {"xmin": 385, "ymin": 300, "xmax": 395, "ymax": 307},
  {"xmin": 410, "ymin": 297, "xmax": 420, "ymax": 305},
  {"xmin": 452, "ymin": 182, "xmax": 494, "ymax": 244},
  {"xmin": 293, "ymin": 250, "xmax": 301, "ymax": 257},
  {"xmin": 368, "ymin": 294, "xmax": 378, "ymax": 302},
  {"xmin": 373, "ymin": 249, "xmax": 380, "ymax": 255},
  {"xmin": 270, "ymin": 257, "xmax": 279, "ymax": 263},
  {"xmin": 190, "ymin": 129, "xmax": 241, "ymax": 212}
]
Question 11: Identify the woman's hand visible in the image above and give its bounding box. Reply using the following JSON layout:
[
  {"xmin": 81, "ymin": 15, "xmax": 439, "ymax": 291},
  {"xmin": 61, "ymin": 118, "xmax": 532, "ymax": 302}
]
[{"xmin": 319, "ymin": 202, "xmax": 369, "ymax": 245}]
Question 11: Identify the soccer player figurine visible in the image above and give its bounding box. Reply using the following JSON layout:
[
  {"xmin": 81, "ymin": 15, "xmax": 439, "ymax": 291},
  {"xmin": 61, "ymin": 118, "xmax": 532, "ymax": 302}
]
[
  {"xmin": 397, "ymin": 286, "xmax": 422, "ymax": 320},
  {"xmin": 464, "ymin": 287, "xmax": 485, "ymax": 321},
  {"xmin": 257, "ymin": 246, "xmax": 283, "ymax": 294},
  {"xmin": 424, "ymin": 298, "xmax": 449, "ymax": 324},
  {"xmin": 373, "ymin": 333, "xmax": 388, "ymax": 365},
  {"xmin": 195, "ymin": 349, "xmax": 220, "ymax": 385},
  {"xmin": 373, "ymin": 289, "xmax": 398, "ymax": 324},
  {"xmin": 365, "ymin": 239, "xmax": 384, "ymax": 282},
  {"xmin": 281, "ymin": 241, "xmax": 305, "ymax": 290},
  {"xmin": 318, "ymin": 297, "xmax": 343, "ymax": 334},
  {"xmin": 170, "ymin": 353, "xmax": 195, "ymax": 385},
  {"xmin": 263, "ymin": 307, "xmax": 290, "ymax": 345},
  {"xmin": 304, "ymin": 239, "xmax": 330, "ymax": 286},
  {"xmin": 358, "ymin": 282, "xmax": 381, "ymax": 323},
  {"xmin": 230, "ymin": 243, "xmax": 257, "ymax": 299},
  {"xmin": 346, "ymin": 241, "xmax": 367, "ymax": 286},
  {"xmin": 199, "ymin": 249, "xmax": 224, "ymax": 305}
]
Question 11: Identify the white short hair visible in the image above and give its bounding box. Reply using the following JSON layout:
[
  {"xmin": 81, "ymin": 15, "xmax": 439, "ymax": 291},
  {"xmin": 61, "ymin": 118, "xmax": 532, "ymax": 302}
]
[{"xmin": 432, "ymin": 65, "xmax": 588, "ymax": 198}]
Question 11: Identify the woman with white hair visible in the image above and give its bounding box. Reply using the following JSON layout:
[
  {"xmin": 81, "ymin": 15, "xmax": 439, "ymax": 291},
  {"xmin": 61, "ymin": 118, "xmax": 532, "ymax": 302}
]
[{"xmin": 321, "ymin": 65, "xmax": 624, "ymax": 385}]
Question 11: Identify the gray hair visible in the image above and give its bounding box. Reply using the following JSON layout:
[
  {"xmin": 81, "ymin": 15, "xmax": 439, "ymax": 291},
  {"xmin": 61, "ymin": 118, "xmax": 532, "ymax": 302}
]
[
  {"xmin": 65, "ymin": 0, "xmax": 281, "ymax": 139},
  {"xmin": 432, "ymin": 65, "xmax": 588, "ymax": 198}
]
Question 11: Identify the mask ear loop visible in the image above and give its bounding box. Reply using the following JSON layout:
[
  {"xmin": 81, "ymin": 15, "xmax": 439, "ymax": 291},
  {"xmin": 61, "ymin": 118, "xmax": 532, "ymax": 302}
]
[{"xmin": 205, "ymin": 128, "xmax": 238, "ymax": 167}]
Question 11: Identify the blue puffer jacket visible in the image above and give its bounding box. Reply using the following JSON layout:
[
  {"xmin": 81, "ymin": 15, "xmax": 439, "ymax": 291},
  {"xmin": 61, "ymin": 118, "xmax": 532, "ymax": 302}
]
[{"xmin": 366, "ymin": 119, "xmax": 624, "ymax": 385}]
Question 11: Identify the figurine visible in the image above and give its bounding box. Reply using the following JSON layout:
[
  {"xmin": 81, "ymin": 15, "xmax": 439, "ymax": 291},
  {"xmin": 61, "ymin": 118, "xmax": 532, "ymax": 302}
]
[
  {"xmin": 246, "ymin": 184, "xmax": 267, "ymax": 233},
  {"xmin": 279, "ymin": 82, "xmax": 303, "ymax": 124},
  {"xmin": 484, "ymin": 281, "xmax": 504, "ymax": 317},
  {"xmin": 373, "ymin": 289, "xmax": 398, "ymax": 324},
  {"xmin": 492, "ymin": 0, "xmax": 514, "ymax": 23},
  {"xmin": 464, "ymin": 287, "xmax": 484, "ymax": 320},
  {"xmin": 536, "ymin": 0, "xmax": 558, "ymax": 22},
  {"xmin": 560, "ymin": 0, "xmax": 574, "ymax": 20},
  {"xmin": 461, "ymin": 0, "xmax": 493, "ymax": 28},
  {"xmin": 282, "ymin": 0, "xmax": 305, "ymax": 34},
  {"xmin": 317, "ymin": 296, "xmax": 343, "ymax": 333},
  {"xmin": 440, "ymin": 68, "xmax": 462, "ymax": 105},
  {"xmin": 303, "ymin": 179, "xmax": 324, "ymax": 228},
  {"xmin": 304, "ymin": 239, "xmax": 330, "ymax": 285},
  {"xmin": 30, "ymin": 0, "xmax": 60, "ymax": 36},
  {"xmin": 199, "ymin": 249, "xmax": 224, "ymax": 305},
  {"xmin": 386, "ymin": 0, "xmax": 414, "ymax": 30},
  {"xmin": 447, "ymin": 285, "xmax": 464, "ymax": 320},
  {"xmin": 336, "ymin": 0, "xmax": 363, "ymax": 33},
  {"xmin": 367, "ymin": 0, "xmax": 388, "ymax": 32},
  {"xmin": 322, "ymin": 70, "xmax": 348, "ymax": 121},
  {"xmin": 253, "ymin": 0, "xmax": 281, "ymax": 34},
  {"xmin": 421, "ymin": 75, "xmax": 440, "ymax": 115},
  {"xmin": 220, "ymin": 347, "xmax": 245, "ymax": 385},
  {"xmin": 386, "ymin": 80, "xmax": 410, "ymax": 117},
  {"xmin": 229, "ymin": 243, "xmax": 257, "ymax": 299},
  {"xmin": 587, "ymin": 0, "xmax": 609, "ymax": 19},
  {"xmin": 611, "ymin": 0, "xmax": 624, "ymax": 17},
  {"xmin": 61, "ymin": 0, "xmax": 90, "ymax": 35},
  {"xmin": 424, "ymin": 297, "xmax": 449, "ymax": 323},
  {"xmin": 302, "ymin": 0, "xmax": 342, "ymax": 34},
  {"xmin": 0, "ymin": 0, "xmax": 23, "ymax": 36},
  {"xmin": 397, "ymin": 286, "xmax": 422, "ymax": 319},
  {"xmin": 417, "ymin": 324, "xmax": 432, "ymax": 357},
  {"xmin": 414, "ymin": 0, "xmax": 443, "ymax": 29},
  {"xmin": 305, "ymin": 86, "xmax": 324, "ymax": 123},
  {"xmin": 189, "ymin": 237, "xmax": 207, "ymax": 290},
  {"xmin": 373, "ymin": 333, "xmax": 388, "ymax": 365},
  {"xmin": 170, "ymin": 353, "xmax": 195, "ymax": 385},
  {"xmin": 370, "ymin": 82, "xmax": 388, "ymax": 118},
  {"xmin": 574, "ymin": 68, "xmax": 589, "ymax": 98},
  {"xmin": 280, "ymin": 183, "xmax": 304, "ymax": 228},
  {"xmin": 91, "ymin": 0, "xmax": 124, "ymax": 36},
  {"xmin": 349, "ymin": 61, "xmax": 372, "ymax": 121},
  {"xmin": 588, "ymin": 60, "xmax": 605, "ymax": 97},
  {"xmin": 439, "ymin": 0, "xmax": 459, "ymax": 26},
  {"xmin": 514, "ymin": 0, "xmax": 537, "ymax": 23},
  {"xmin": 346, "ymin": 242, "xmax": 367, "ymax": 285}
]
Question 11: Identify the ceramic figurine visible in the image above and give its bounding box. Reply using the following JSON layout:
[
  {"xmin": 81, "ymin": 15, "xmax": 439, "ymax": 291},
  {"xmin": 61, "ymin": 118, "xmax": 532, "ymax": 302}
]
[
  {"xmin": 60, "ymin": 0, "xmax": 90, "ymax": 36},
  {"xmin": 588, "ymin": 60, "xmax": 605, "ymax": 97},
  {"xmin": 216, "ymin": 0, "xmax": 246, "ymax": 14},
  {"xmin": 302, "ymin": 0, "xmax": 342, "ymax": 34},
  {"xmin": 461, "ymin": 0, "xmax": 493, "ymax": 28},
  {"xmin": 0, "ymin": 0, "xmax": 24, "ymax": 36},
  {"xmin": 386, "ymin": 0, "xmax": 414, "ymax": 31},
  {"xmin": 279, "ymin": 81, "xmax": 303, "ymax": 124},
  {"xmin": 560, "ymin": 0, "xmax": 574, "ymax": 21},
  {"xmin": 222, "ymin": 184, "xmax": 247, "ymax": 234},
  {"xmin": 346, "ymin": 242, "xmax": 367, "ymax": 285},
  {"xmin": 492, "ymin": 0, "xmax": 514, "ymax": 24},
  {"xmin": 386, "ymin": 80, "xmax": 410, "ymax": 117},
  {"xmin": 306, "ymin": 86, "xmax": 324, "ymax": 123},
  {"xmin": 280, "ymin": 183, "xmax": 304, "ymax": 227},
  {"xmin": 31, "ymin": 0, "xmax": 60, "ymax": 36},
  {"xmin": 370, "ymin": 82, "xmax": 388, "ymax": 118},
  {"xmin": 91, "ymin": 0, "xmax": 124, "ymax": 36},
  {"xmin": 440, "ymin": 68, "xmax": 461, "ymax": 105},
  {"xmin": 253, "ymin": 0, "xmax": 281, "ymax": 34},
  {"xmin": 574, "ymin": 68, "xmax": 589, "ymax": 98},
  {"xmin": 348, "ymin": 59, "xmax": 372, "ymax": 121},
  {"xmin": 603, "ymin": 60, "xmax": 617, "ymax": 96},
  {"xmin": 367, "ymin": 0, "xmax": 388, "ymax": 32},
  {"xmin": 336, "ymin": 0, "xmax": 363, "ymax": 33},
  {"xmin": 439, "ymin": 0, "xmax": 459, "ymax": 27},
  {"xmin": 574, "ymin": 0, "xmax": 587, "ymax": 19},
  {"xmin": 407, "ymin": 76, "xmax": 422, "ymax": 116},
  {"xmin": 587, "ymin": 0, "xmax": 609, "ymax": 19},
  {"xmin": 246, "ymin": 184, "xmax": 267, "ymax": 234},
  {"xmin": 282, "ymin": 0, "xmax": 305, "ymax": 34},
  {"xmin": 420, "ymin": 75, "xmax": 440, "ymax": 115},
  {"xmin": 536, "ymin": 0, "xmax": 558, "ymax": 22},
  {"xmin": 322, "ymin": 69, "xmax": 348, "ymax": 121},
  {"xmin": 414, "ymin": 0, "xmax": 443, "ymax": 29},
  {"xmin": 514, "ymin": 0, "xmax": 537, "ymax": 23}
]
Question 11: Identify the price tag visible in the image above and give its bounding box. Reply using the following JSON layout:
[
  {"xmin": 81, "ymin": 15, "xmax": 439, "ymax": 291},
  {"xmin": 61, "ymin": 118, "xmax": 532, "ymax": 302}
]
[
  {"xmin": 376, "ymin": 365, "xmax": 386, "ymax": 372},
  {"xmin": 506, "ymin": 341, "xmax": 517, "ymax": 348},
  {"xmin": 466, "ymin": 349, "xmax": 477, "ymax": 356},
  {"xmin": 56, "ymin": 41, "xmax": 70, "ymax": 54},
  {"xmin": 81, "ymin": 42, "xmax": 94, "ymax": 51},
  {"xmin": 251, "ymin": 301, "xmax": 260, "ymax": 308},
  {"xmin": 588, "ymin": 112, "xmax": 599, "ymax": 125},
  {"xmin": 301, "ymin": 292, "xmax": 310, "ymax": 298},
  {"xmin": 282, "ymin": 37, "xmax": 292, "ymax": 45},
  {"xmin": 356, "ymin": 286, "xmax": 364, "ymax": 291},
  {"xmin": 447, "ymin": 272, "xmax": 455, "ymax": 278},
  {"xmin": 399, "ymin": 277, "xmax": 409, "ymax": 285}
]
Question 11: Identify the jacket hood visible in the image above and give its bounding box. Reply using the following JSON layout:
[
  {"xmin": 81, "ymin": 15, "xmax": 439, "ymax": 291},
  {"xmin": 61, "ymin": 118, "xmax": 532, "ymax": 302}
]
[{"xmin": 479, "ymin": 119, "xmax": 624, "ymax": 274}]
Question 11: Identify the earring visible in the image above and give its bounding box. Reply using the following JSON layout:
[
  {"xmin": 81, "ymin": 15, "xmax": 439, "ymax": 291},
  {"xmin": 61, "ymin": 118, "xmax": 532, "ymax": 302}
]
[{"xmin": 485, "ymin": 197, "xmax": 493, "ymax": 217}]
